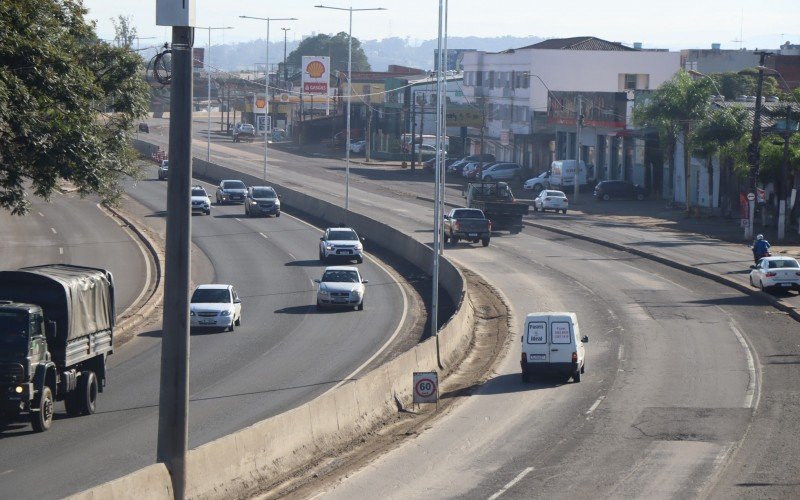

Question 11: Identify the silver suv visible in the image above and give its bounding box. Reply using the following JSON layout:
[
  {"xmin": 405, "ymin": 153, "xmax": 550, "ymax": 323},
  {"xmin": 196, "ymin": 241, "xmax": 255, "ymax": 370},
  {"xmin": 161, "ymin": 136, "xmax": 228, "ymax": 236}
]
[
  {"xmin": 191, "ymin": 186, "xmax": 211, "ymax": 215},
  {"xmin": 319, "ymin": 227, "xmax": 365, "ymax": 264}
]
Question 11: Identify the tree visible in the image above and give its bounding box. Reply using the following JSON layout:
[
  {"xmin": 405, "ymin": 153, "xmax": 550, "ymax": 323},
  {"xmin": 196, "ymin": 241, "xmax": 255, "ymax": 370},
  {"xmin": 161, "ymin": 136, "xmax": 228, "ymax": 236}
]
[
  {"xmin": 0, "ymin": 0, "xmax": 149, "ymax": 215},
  {"xmin": 111, "ymin": 15, "xmax": 137, "ymax": 49},
  {"xmin": 284, "ymin": 32, "xmax": 371, "ymax": 77},
  {"xmin": 634, "ymin": 71, "xmax": 713, "ymax": 211}
]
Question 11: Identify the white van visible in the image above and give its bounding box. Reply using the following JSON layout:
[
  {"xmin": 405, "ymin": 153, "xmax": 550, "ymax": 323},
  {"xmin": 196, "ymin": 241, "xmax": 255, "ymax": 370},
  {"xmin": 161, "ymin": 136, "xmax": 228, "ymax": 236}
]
[
  {"xmin": 520, "ymin": 312, "xmax": 588, "ymax": 383},
  {"xmin": 548, "ymin": 160, "xmax": 587, "ymax": 189}
]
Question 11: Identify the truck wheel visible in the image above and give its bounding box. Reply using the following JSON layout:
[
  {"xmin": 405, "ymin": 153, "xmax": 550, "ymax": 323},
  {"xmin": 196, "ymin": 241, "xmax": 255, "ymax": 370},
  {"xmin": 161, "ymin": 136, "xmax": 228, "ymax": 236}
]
[
  {"xmin": 451, "ymin": 236, "xmax": 460, "ymax": 244},
  {"xmin": 573, "ymin": 370, "xmax": 582, "ymax": 383},
  {"xmin": 235, "ymin": 314, "xmax": 241, "ymax": 326},
  {"xmin": 482, "ymin": 238, "xmax": 490, "ymax": 247},
  {"xmin": 30, "ymin": 386, "xmax": 54, "ymax": 432},
  {"xmin": 78, "ymin": 371, "xmax": 98, "ymax": 415}
]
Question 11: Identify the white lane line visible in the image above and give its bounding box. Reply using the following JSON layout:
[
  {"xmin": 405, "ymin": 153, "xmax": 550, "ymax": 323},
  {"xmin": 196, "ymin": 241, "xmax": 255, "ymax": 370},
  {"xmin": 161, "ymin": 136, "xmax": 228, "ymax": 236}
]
[
  {"xmin": 0, "ymin": 469, "xmax": 13, "ymax": 476},
  {"xmin": 729, "ymin": 321, "xmax": 757, "ymax": 409},
  {"xmin": 259, "ymin": 232, "xmax": 268, "ymax": 240},
  {"xmin": 50, "ymin": 227, "xmax": 57, "ymax": 234},
  {"xmin": 487, "ymin": 467, "xmax": 534, "ymax": 500},
  {"xmin": 38, "ymin": 212, "xmax": 44, "ymax": 217},
  {"xmin": 618, "ymin": 344, "xmax": 625, "ymax": 361},
  {"xmin": 59, "ymin": 247, "xmax": 63, "ymax": 255},
  {"xmin": 288, "ymin": 252, "xmax": 296, "ymax": 260},
  {"xmin": 586, "ymin": 396, "xmax": 605, "ymax": 415},
  {"xmin": 234, "ymin": 217, "xmax": 241, "ymax": 222}
]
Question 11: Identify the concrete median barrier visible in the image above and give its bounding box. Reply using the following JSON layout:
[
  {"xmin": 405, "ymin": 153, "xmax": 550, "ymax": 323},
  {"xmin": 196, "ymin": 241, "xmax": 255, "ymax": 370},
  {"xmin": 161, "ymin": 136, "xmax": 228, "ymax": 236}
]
[{"xmin": 71, "ymin": 141, "xmax": 478, "ymax": 499}]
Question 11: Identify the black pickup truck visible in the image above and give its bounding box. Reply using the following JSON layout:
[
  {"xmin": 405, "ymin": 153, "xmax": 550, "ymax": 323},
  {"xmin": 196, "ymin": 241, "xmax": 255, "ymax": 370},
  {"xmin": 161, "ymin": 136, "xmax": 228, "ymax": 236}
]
[
  {"xmin": 464, "ymin": 181, "xmax": 529, "ymax": 234},
  {"xmin": 443, "ymin": 208, "xmax": 492, "ymax": 247}
]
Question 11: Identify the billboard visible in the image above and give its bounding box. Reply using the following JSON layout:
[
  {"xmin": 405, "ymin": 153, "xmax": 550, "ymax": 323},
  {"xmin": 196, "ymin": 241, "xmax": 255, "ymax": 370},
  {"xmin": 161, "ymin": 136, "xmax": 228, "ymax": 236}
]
[
  {"xmin": 302, "ymin": 56, "xmax": 330, "ymax": 95},
  {"xmin": 253, "ymin": 93, "xmax": 267, "ymax": 114},
  {"xmin": 445, "ymin": 104, "xmax": 483, "ymax": 127}
]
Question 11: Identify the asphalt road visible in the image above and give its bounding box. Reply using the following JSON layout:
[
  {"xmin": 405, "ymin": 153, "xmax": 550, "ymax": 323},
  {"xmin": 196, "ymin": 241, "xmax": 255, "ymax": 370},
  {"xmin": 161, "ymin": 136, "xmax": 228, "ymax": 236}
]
[
  {"xmin": 0, "ymin": 169, "xmax": 408, "ymax": 498},
  {"xmin": 140, "ymin": 118, "xmax": 800, "ymax": 498}
]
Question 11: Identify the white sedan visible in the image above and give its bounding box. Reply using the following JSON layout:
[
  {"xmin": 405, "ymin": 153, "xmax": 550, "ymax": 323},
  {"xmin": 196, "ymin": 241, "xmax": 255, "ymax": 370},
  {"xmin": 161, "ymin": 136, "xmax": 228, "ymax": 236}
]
[
  {"xmin": 315, "ymin": 266, "xmax": 368, "ymax": 311},
  {"xmin": 533, "ymin": 190, "xmax": 569, "ymax": 213},
  {"xmin": 749, "ymin": 256, "xmax": 800, "ymax": 293},
  {"xmin": 190, "ymin": 284, "xmax": 242, "ymax": 331}
]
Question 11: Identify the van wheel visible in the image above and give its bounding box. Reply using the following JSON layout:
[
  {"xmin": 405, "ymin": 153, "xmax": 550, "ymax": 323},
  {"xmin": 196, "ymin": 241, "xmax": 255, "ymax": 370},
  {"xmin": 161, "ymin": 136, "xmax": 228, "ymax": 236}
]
[
  {"xmin": 602, "ymin": 193, "xmax": 611, "ymax": 201},
  {"xmin": 30, "ymin": 386, "xmax": 54, "ymax": 432},
  {"xmin": 78, "ymin": 371, "xmax": 98, "ymax": 415},
  {"xmin": 636, "ymin": 193, "xmax": 645, "ymax": 201},
  {"xmin": 573, "ymin": 370, "xmax": 582, "ymax": 383},
  {"xmin": 521, "ymin": 371, "xmax": 530, "ymax": 383},
  {"xmin": 581, "ymin": 362, "xmax": 585, "ymax": 374}
]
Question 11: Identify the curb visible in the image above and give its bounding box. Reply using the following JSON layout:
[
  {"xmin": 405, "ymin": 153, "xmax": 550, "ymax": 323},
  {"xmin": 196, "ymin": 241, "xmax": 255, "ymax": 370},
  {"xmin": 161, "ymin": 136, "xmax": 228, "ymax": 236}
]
[
  {"xmin": 523, "ymin": 219, "xmax": 800, "ymax": 323},
  {"xmin": 99, "ymin": 201, "xmax": 164, "ymax": 343}
]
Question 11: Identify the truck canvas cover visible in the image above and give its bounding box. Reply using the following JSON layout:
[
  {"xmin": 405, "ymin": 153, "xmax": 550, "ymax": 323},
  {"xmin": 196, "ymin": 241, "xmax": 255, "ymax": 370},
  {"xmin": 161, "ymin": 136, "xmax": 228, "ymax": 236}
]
[{"xmin": 0, "ymin": 264, "xmax": 115, "ymax": 342}]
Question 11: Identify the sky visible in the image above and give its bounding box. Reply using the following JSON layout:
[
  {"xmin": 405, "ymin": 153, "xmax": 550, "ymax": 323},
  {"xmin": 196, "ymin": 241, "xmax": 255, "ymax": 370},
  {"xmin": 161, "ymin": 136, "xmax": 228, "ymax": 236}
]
[{"xmin": 84, "ymin": 0, "xmax": 799, "ymax": 53}]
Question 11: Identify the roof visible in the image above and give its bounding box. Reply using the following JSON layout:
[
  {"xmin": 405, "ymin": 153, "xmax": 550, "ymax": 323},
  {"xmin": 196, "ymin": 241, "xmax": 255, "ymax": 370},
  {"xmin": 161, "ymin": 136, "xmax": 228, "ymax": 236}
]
[
  {"xmin": 323, "ymin": 266, "xmax": 359, "ymax": 272},
  {"xmin": 517, "ymin": 36, "xmax": 636, "ymax": 52},
  {"xmin": 326, "ymin": 227, "xmax": 356, "ymax": 231},
  {"xmin": 196, "ymin": 284, "xmax": 233, "ymax": 290}
]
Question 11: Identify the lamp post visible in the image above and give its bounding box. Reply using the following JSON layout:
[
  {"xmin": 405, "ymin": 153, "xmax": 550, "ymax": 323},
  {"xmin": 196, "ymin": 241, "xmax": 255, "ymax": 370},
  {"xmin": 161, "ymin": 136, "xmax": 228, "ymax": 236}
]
[
  {"xmin": 239, "ymin": 15, "xmax": 298, "ymax": 180},
  {"xmin": 281, "ymin": 27, "xmax": 291, "ymax": 90},
  {"xmin": 315, "ymin": 4, "xmax": 387, "ymax": 211},
  {"xmin": 744, "ymin": 52, "xmax": 773, "ymax": 239},
  {"xmin": 198, "ymin": 26, "xmax": 234, "ymax": 162}
]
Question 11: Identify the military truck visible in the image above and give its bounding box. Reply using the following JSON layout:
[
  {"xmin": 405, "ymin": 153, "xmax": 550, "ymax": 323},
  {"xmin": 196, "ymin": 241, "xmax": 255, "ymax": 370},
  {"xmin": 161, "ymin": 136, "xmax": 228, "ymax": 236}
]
[
  {"xmin": 464, "ymin": 181, "xmax": 529, "ymax": 234},
  {"xmin": 0, "ymin": 264, "xmax": 115, "ymax": 432}
]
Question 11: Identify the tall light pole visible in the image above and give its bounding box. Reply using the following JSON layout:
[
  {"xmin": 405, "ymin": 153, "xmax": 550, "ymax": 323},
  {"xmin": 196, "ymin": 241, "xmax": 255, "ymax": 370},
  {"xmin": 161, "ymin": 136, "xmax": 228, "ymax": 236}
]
[
  {"xmin": 281, "ymin": 27, "xmax": 291, "ymax": 89},
  {"xmin": 198, "ymin": 26, "xmax": 233, "ymax": 161},
  {"xmin": 240, "ymin": 15, "xmax": 298, "ymax": 180},
  {"xmin": 315, "ymin": 4, "xmax": 387, "ymax": 210}
]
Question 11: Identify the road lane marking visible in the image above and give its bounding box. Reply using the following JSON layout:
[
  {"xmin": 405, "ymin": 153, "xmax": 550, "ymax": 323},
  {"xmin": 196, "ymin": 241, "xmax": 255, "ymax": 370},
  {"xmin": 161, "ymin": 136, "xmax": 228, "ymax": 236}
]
[
  {"xmin": 234, "ymin": 217, "xmax": 241, "ymax": 222},
  {"xmin": 59, "ymin": 247, "xmax": 63, "ymax": 255},
  {"xmin": 729, "ymin": 321, "xmax": 757, "ymax": 409},
  {"xmin": 288, "ymin": 252, "xmax": 295, "ymax": 260},
  {"xmin": 38, "ymin": 212, "xmax": 44, "ymax": 217},
  {"xmin": 259, "ymin": 232, "xmax": 268, "ymax": 240},
  {"xmin": 618, "ymin": 344, "xmax": 625, "ymax": 361},
  {"xmin": 487, "ymin": 467, "xmax": 534, "ymax": 500},
  {"xmin": 586, "ymin": 396, "xmax": 605, "ymax": 415},
  {"xmin": 50, "ymin": 227, "xmax": 57, "ymax": 234}
]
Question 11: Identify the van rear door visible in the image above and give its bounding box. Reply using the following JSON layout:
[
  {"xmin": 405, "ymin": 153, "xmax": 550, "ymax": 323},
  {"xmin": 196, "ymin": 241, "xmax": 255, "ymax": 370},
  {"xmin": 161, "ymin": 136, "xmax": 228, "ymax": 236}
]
[
  {"xmin": 524, "ymin": 319, "xmax": 549, "ymax": 364},
  {"xmin": 549, "ymin": 318, "xmax": 573, "ymax": 364}
]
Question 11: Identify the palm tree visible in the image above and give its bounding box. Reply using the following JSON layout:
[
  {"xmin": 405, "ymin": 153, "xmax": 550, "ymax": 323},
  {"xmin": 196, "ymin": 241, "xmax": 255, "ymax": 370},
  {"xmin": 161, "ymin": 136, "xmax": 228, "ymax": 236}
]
[
  {"xmin": 634, "ymin": 71, "xmax": 714, "ymax": 211},
  {"xmin": 693, "ymin": 105, "xmax": 749, "ymax": 214}
]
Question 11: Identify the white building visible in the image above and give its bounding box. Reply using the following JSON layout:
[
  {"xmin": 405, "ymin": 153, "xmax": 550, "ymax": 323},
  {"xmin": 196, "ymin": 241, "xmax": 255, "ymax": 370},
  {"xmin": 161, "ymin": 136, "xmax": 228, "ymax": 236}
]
[{"xmin": 461, "ymin": 37, "xmax": 680, "ymax": 194}]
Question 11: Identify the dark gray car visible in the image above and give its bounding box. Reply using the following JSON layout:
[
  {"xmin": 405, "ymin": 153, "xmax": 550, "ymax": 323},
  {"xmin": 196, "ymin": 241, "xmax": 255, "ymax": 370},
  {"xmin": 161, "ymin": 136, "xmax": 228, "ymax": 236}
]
[
  {"xmin": 244, "ymin": 186, "xmax": 281, "ymax": 217},
  {"xmin": 215, "ymin": 179, "xmax": 248, "ymax": 204}
]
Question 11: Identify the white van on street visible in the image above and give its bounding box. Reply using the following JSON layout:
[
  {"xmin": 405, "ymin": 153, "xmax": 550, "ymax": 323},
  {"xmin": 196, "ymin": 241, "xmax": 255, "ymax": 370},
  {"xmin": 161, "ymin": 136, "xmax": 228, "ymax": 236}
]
[
  {"xmin": 548, "ymin": 160, "xmax": 587, "ymax": 189},
  {"xmin": 520, "ymin": 312, "xmax": 588, "ymax": 383}
]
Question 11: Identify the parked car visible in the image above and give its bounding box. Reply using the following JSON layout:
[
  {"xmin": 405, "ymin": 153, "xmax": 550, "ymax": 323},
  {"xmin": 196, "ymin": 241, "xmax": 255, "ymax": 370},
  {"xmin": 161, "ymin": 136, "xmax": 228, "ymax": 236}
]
[
  {"xmin": 423, "ymin": 156, "xmax": 457, "ymax": 173},
  {"xmin": 349, "ymin": 140, "xmax": 366, "ymax": 154},
  {"xmin": 448, "ymin": 154, "xmax": 496, "ymax": 175},
  {"xmin": 749, "ymin": 256, "xmax": 800, "ymax": 293},
  {"xmin": 190, "ymin": 185, "xmax": 211, "ymax": 215},
  {"xmin": 314, "ymin": 266, "xmax": 368, "ymax": 311},
  {"xmin": 189, "ymin": 284, "xmax": 242, "ymax": 332},
  {"xmin": 244, "ymin": 186, "xmax": 281, "ymax": 217},
  {"xmin": 319, "ymin": 227, "xmax": 365, "ymax": 264},
  {"xmin": 462, "ymin": 162, "xmax": 482, "ymax": 180},
  {"xmin": 480, "ymin": 162, "xmax": 523, "ymax": 182},
  {"xmin": 523, "ymin": 171, "xmax": 551, "ymax": 192},
  {"xmin": 533, "ymin": 190, "xmax": 569, "ymax": 213},
  {"xmin": 138, "ymin": 122, "xmax": 150, "ymax": 133},
  {"xmin": 593, "ymin": 180, "xmax": 646, "ymax": 201},
  {"xmin": 232, "ymin": 123, "xmax": 256, "ymax": 143},
  {"xmin": 158, "ymin": 160, "xmax": 169, "ymax": 180},
  {"xmin": 215, "ymin": 179, "xmax": 248, "ymax": 204}
]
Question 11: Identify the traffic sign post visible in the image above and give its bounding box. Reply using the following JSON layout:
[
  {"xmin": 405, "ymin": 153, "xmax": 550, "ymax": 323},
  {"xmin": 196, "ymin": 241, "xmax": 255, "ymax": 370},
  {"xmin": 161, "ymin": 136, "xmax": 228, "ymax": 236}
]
[{"xmin": 413, "ymin": 371, "xmax": 439, "ymax": 407}]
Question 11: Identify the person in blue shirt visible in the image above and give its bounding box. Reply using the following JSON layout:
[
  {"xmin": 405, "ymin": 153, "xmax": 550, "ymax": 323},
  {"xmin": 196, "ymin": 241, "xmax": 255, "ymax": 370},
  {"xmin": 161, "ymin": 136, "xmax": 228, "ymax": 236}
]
[{"xmin": 752, "ymin": 234, "xmax": 771, "ymax": 263}]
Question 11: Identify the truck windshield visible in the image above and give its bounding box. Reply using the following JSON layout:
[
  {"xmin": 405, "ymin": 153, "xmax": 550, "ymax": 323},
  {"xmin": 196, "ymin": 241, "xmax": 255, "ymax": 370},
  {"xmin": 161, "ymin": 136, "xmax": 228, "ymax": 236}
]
[{"xmin": 0, "ymin": 310, "xmax": 30, "ymax": 352}]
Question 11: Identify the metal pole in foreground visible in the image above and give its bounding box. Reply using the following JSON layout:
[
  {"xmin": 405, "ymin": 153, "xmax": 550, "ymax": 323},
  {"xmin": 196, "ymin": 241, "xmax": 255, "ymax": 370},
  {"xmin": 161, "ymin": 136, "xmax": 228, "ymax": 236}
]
[
  {"xmin": 264, "ymin": 22, "xmax": 270, "ymax": 180},
  {"xmin": 745, "ymin": 51, "xmax": 771, "ymax": 240},
  {"xmin": 574, "ymin": 95, "xmax": 582, "ymax": 202},
  {"xmin": 431, "ymin": 0, "xmax": 443, "ymax": 352},
  {"xmin": 345, "ymin": 7, "xmax": 352, "ymax": 210},
  {"xmin": 157, "ymin": 26, "xmax": 193, "ymax": 500}
]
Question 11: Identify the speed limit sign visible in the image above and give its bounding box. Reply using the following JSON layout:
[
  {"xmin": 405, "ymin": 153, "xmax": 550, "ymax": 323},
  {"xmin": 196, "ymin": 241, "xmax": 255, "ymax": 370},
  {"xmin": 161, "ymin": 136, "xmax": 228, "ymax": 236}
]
[{"xmin": 413, "ymin": 371, "xmax": 439, "ymax": 404}]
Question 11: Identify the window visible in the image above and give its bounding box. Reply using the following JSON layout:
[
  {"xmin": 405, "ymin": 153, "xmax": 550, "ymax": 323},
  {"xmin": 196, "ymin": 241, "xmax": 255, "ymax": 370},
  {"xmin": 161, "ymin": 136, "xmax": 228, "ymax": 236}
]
[
  {"xmin": 476, "ymin": 71, "xmax": 483, "ymax": 86},
  {"xmin": 624, "ymin": 74, "xmax": 637, "ymax": 90},
  {"xmin": 488, "ymin": 71, "xmax": 495, "ymax": 89}
]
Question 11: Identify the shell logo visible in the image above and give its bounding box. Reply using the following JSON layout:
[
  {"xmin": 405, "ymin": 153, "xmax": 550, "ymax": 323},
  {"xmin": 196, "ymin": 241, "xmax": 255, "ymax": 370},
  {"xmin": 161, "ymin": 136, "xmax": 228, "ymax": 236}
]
[
  {"xmin": 280, "ymin": 93, "xmax": 289, "ymax": 102},
  {"xmin": 305, "ymin": 60, "xmax": 326, "ymax": 79},
  {"xmin": 255, "ymin": 97, "xmax": 266, "ymax": 109}
]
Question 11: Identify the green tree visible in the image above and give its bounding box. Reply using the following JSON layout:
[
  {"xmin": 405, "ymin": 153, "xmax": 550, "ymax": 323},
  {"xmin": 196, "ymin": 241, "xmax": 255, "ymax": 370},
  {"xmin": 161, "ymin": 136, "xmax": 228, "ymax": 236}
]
[
  {"xmin": 111, "ymin": 15, "xmax": 137, "ymax": 49},
  {"xmin": 634, "ymin": 70, "xmax": 714, "ymax": 210},
  {"xmin": 711, "ymin": 71, "xmax": 783, "ymax": 101},
  {"xmin": 0, "ymin": 0, "xmax": 149, "ymax": 215},
  {"xmin": 284, "ymin": 32, "xmax": 371, "ymax": 77},
  {"xmin": 693, "ymin": 105, "xmax": 749, "ymax": 208}
]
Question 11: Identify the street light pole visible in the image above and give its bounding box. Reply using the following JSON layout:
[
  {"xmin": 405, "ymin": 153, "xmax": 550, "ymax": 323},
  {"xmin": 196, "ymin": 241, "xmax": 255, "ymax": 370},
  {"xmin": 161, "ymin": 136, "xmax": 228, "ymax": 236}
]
[
  {"xmin": 745, "ymin": 51, "xmax": 772, "ymax": 240},
  {"xmin": 240, "ymin": 15, "xmax": 298, "ymax": 180},
  {"xmin": 315, "ymin": 4, "xmax": 387, "ymax": 210},
  {"xmin": 282, "ymin": 27, "xmax": 290, "ymax": 89},
  {"xmin": 199, "ymin": 26, "xmax": 233, "ymax": 162}
]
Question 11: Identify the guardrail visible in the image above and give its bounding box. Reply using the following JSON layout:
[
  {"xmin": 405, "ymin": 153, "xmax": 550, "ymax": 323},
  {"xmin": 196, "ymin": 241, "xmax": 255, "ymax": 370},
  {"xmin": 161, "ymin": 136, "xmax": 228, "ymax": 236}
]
[{"xmin": 69, "ymin": 140, "xmax": 476, "ymax": 499}]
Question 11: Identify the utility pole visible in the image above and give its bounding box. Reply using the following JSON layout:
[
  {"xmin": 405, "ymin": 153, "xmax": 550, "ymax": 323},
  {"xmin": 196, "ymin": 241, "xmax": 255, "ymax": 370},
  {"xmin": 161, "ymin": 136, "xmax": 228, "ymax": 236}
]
[
  {"xmin": 418, "ymin": 95, "xmax": 426, "ymax": 165},
  {"xmin": 156, "ymin": 26, "xmax": 193, "ymax": 500},
  {"xmin": 574, "ymin": 95, "xmax": 582, "ymax": 202},
  {"xmin": 745, "ymin": 51, "xmax": 772, "ymax": 240},
  {"xmin": 410, "ymin": 92, "xmax": 416, "ymax": 170},
  {"xmin": 282, "ymin": 27, "xmax": 290, "ymax": 90},
  {"xmin": 777, "ymin": 105, "xmax": 798, "ymax": 241}
]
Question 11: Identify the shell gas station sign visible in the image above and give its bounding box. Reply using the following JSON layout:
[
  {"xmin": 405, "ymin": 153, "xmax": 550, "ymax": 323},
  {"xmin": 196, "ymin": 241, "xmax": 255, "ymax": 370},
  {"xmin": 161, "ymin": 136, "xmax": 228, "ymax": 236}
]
[
  {"xmin": 302, "ymin": 56, "xmax": 330, "ymax": 95},
  {"xmin": 253, "ymin": 94, "xmax": 267, "ymax": 114}
]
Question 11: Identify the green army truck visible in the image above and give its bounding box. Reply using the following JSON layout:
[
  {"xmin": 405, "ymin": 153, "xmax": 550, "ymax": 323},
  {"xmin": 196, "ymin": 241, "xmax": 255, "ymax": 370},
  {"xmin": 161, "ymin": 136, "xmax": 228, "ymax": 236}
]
[{"xmin": 0, "ymin": 264, "xmax": 115, "ymax": 432}]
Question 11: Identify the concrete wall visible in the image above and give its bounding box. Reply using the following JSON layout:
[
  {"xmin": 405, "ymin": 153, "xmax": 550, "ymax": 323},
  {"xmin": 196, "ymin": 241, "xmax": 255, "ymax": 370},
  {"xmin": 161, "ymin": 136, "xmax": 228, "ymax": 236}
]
[{"xmin": 70, "ymin": 142, "xmax": 475, "ymax": 499}]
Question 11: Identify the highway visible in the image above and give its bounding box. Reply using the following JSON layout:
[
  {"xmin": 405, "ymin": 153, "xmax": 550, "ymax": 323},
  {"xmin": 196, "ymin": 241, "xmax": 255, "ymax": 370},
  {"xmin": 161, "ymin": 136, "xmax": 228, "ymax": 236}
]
[
  {"xmin": 141, "ymin": 119, "xmax": 800, "ymax": 498},
  {"xmin": 0, "ymin": 168, "xmax": 411, "ymax": 498}
]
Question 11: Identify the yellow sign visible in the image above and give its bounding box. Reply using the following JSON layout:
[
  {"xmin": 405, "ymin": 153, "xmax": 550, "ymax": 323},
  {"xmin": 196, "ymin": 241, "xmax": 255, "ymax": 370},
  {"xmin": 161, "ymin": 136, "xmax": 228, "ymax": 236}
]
[{"xmin": 255, "ymin": 97, "xmax": 266, "ymax": 109}]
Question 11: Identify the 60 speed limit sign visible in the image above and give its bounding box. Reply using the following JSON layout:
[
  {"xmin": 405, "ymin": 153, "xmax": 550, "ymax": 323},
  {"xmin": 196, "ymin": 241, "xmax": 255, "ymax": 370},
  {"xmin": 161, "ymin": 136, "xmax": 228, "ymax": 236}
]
[{"xmin": 413, "ymin": 371, "xmax": 439, "ymax": 404}]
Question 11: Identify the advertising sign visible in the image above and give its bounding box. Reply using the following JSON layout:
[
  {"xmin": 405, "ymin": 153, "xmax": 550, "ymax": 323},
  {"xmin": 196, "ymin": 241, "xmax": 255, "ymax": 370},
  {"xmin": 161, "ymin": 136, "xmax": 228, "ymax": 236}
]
[
  {"xmin": 302, "ymin": 56, "xmax": 330, "ymax": 95},
  {"xmin": 551, "ymin": 322, "xmax": 571, "ymax": 344},
  {"xmin": 445, "ymin": 104, "xmax": 483, "ymax": 127},
  {"xmin": 253, "ymin": 94, "xmax": 267, "ymax": 115}
]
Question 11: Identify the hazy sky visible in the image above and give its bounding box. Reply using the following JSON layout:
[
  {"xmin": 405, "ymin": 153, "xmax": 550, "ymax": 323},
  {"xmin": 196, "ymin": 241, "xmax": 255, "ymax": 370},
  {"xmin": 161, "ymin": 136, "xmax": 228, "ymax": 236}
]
[{"xmin": 84, "ymin": 0, "xmax": 799, "ymax": 52}]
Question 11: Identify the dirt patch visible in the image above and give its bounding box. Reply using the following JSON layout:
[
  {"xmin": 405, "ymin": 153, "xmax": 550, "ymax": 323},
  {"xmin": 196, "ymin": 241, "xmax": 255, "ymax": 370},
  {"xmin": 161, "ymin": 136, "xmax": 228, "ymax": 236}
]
[{"xmin": 250, "ymin": 267, "xmax": 513, "ymax": 500}]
